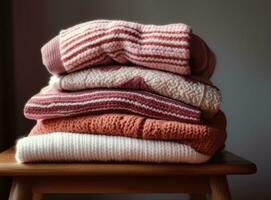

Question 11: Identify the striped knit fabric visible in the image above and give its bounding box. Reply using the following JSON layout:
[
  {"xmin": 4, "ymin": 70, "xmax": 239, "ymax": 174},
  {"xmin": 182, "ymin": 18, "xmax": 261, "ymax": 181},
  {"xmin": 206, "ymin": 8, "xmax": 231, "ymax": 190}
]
[
  {"xmin": 24, "ymin": 86, "xmax": 201, "ymax": 123},
  {"xmin": 29, "ymin": 112, "xmax": 227, "ymax": 155},
  {"xmin": 50, "ymin": 65, "xmax": 222, "ymax": 116},
  {"xmin": 16, "ymin": 133, "xmax": 211, "ymax": 163},
  {"xmin": 41, "ymin": 20, "xmax": 192, "ymax": 75}
]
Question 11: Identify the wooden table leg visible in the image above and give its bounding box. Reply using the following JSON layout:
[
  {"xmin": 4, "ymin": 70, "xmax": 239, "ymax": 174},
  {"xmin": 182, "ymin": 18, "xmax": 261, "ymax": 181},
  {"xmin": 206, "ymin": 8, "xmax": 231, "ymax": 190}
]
[
  {"xmin": 209, "ymin": 175, "xmax": 231, "ymax": 200},
  {"xmin": 9, "ymin": 177, "xmax": 33, "ymax": 200},
  {"xmin": 189, "ymin": 193, "xmax": 207, "ymax": 200}
]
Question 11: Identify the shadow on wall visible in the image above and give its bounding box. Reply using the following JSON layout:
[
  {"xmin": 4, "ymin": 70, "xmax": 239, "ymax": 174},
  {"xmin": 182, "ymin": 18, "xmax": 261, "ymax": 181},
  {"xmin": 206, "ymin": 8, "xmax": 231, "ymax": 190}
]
[{"xmin": 0, "ymin": 0, "xmax": 16, "ymax": 199}]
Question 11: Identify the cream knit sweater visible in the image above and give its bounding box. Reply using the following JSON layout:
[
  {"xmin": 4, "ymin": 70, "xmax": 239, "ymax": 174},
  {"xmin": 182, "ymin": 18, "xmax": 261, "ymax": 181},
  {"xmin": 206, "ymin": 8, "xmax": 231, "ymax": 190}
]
[
  {"xmin": 16, "ymin": 132, "xmax": 210, "ymax": 163},
  {"xmin": 50, "ymin": 66, "xmax": 221, "ymax": 116}
]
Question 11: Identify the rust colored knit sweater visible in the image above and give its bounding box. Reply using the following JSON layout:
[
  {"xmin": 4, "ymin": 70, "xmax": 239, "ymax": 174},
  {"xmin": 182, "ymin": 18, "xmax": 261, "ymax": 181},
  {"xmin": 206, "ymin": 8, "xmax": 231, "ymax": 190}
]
[{"xmin": 30, "ymin": 111, "xmax": 226, "ymax": 155}]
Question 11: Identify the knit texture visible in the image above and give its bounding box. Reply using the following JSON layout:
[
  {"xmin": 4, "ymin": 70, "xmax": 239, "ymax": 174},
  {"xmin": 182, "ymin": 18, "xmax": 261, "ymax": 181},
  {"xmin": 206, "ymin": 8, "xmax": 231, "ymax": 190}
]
[
  {"xmin": 190, "ymin": 34, "xmax": 216, "ymax": 78},
  {"xmin": 30, "ymin": 112, "xmax": 226, "ymax": 155},
  {"xmin": 24, "ymin": 86, "xmax": 201, "ymax": 123},
  {"xmin": 16, "ymin": 133, "xmax": 211, "ymax": 163},
  {"xmin": 50, "ymin": 65, "xmax": 221, "ymax": 116},
  {"xmin": 41, "ymin": 19, "xmax": 192, "ymax": 75}
]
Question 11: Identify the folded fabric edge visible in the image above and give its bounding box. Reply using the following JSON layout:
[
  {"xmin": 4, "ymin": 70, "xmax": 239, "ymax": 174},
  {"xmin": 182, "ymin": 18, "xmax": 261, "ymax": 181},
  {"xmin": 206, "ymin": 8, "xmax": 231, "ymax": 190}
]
[{"xmin": 41, "ymin": 35, "xmax": 65, "ymax": 75}]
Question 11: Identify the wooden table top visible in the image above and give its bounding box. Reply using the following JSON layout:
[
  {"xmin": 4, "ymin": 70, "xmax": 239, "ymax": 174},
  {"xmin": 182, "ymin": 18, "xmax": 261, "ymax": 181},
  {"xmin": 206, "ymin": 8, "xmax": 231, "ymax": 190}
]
[{"xmin": 0, "ymin": 147, "xmax": 256, "ymax": 176}]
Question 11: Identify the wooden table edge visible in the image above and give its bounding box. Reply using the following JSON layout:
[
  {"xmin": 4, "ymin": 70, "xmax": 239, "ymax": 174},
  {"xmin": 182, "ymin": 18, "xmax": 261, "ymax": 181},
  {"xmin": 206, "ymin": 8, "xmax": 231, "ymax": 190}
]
[
  {"xmin": 0, "ymin": 163, "xmax": 257, "ymax": 176},
  {"xmin": 0, "ymin": 147, "xmax": 257, "ymax": 176}
]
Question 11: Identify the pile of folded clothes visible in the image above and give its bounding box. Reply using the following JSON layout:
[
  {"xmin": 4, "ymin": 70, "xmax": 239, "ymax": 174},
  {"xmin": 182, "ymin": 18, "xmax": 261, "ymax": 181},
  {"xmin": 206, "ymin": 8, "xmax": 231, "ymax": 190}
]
[{"xmin": 16, "ymin": 20, "xmax": 226, "ymax": 163}]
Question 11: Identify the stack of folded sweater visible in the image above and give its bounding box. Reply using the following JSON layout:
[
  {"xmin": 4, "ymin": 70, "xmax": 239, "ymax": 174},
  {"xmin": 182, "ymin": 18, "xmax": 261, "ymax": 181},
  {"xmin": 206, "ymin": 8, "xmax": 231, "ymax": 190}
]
[{"xmin": 16, "ymin": 20, "xmax": 226, "ymax": 164}]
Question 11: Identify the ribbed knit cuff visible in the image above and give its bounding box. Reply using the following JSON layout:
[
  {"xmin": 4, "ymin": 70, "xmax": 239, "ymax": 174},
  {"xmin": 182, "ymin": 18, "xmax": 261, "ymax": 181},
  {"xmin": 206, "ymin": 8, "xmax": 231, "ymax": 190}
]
[{"xmin": 41, "ymin": 35, "xmax": 65, "ymax": 75}]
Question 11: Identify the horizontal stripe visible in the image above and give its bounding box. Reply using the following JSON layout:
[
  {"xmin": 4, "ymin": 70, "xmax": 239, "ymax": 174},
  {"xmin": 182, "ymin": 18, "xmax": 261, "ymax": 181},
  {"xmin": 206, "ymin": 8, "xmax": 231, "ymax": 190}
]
[
  {"xmin": 66, "ymin": 50, "xmax": 189, "ymax": 72},
  {"xmin": 61, "ymin": 20, "xmax": 110, "ymax": 38},
  {"xmin": 27, "ymin": 97, "xmax": 199, "ymax": 117},
  {"xmin": 62, "ymin": 21, "xmax": 190, "ymax": 39},
  {"xmin": 25, "ymin": 88, "xmax": 201, "ymax": 123},
  {"xmin": 30, "ymin": 91, "xmax": 200, "ymax": 115},
  {"xmin": 68, "ymin": 54, "xmax": 112, "ymax": 72},
  {"xmin": 64, "ymin": 45, "xmax": 190, "ymax": 66},
  {"xmin": 66, "ymin": 54, "xmax": 189, "ymax": 73},
  {"xmin": 26, "ymin": 100, "xmax": 199, "ymax": 122},
  {"xmin": 62, "ymin": 36, "xmax": 190, "ymax": 62},
  {"xmin": 61, "ymin": 21, "xmax": 190, "ymax": 45},
  {"xmin": 62, "ymin": 26, "xmax": 190, "ymax": 49},
  {"xmin": 26, "ymin": 105, "xmax": 199, "ymax": 124},
  {"xmin": 62, "ymin": 27, "xmax": 190, "ymax": 52},
  {"xmin": 68, "ymin": 50, "xmax": 189, "ymax": 72},
  {"xmin": 62, "ymin": 32, "xmax": 190, "ymax": 57}
]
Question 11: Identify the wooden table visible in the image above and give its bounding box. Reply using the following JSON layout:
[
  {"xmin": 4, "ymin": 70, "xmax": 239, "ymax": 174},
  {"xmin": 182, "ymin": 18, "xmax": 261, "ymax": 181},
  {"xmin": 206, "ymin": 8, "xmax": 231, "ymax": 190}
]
[{"xmin": 0, "ymin": 148, "xmax": 256, "ymax": 200}]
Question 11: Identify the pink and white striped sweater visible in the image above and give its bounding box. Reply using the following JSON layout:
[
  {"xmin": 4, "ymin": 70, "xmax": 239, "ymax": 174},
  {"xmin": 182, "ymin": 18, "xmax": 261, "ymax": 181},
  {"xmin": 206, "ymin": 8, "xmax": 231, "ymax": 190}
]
[
  {"xmin": 41, "ymin": 20, "xmax": 192, "ymax": 75},
  {"xmin": 24, "ymin": 86, "xmax": 201, "ymax": 123}
]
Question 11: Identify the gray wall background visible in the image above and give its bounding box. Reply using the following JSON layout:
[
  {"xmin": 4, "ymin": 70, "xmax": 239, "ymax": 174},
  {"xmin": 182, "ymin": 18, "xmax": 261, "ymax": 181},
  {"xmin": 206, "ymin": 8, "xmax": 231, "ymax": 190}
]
[{"xmin": 13, "ymin": 0, "xmax": 271, "ymax": 199}]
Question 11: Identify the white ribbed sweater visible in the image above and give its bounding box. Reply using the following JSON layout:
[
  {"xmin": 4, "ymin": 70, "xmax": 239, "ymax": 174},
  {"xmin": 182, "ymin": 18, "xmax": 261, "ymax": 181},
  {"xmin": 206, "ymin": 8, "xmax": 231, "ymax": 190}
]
[{"xmin": 16, "ymin": 133, "xmax": 210, "ymax": 163}]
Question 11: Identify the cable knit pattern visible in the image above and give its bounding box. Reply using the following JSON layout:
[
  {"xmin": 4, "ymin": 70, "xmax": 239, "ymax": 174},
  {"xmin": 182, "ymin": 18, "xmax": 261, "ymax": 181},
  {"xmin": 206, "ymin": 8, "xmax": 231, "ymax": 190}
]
[
  {"xmin": 24, "ymin": 86, "xmax": 201, "ymax": 123},
  {"xmin": 16, "ymin": 133, "xmax": 211, "ymax": 163},
  {"xmin": 50, "ymin": 66, "xmax": 221, "ymax": 116},
  {"xmin": 30, "ymin": 112, "xmax": 226, "ymax": 155},
  {"xmin": 41, "ymin": 20, "xmax": 192, "ymax": 75}
]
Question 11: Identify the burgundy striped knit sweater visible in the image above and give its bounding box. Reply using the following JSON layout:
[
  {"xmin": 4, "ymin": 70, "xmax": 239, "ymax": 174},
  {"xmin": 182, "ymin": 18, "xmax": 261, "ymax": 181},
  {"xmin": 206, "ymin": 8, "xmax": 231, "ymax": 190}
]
[{"xmin": 24, "ymin": 86, "xmax": 201, "ymax": 123}]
